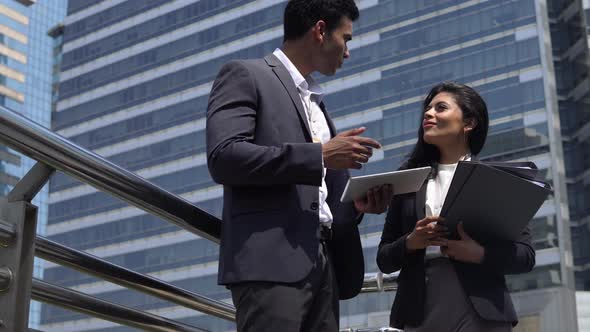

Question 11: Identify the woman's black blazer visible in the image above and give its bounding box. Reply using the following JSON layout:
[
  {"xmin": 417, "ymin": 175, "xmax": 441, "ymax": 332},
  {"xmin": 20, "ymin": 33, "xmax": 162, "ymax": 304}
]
[{"xmin": 376, "ymin": 165, "xmax": 536, "ymax": 329}]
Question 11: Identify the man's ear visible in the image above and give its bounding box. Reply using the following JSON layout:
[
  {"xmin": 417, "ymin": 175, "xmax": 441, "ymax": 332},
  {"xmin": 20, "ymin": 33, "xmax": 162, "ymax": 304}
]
[{"xmin": 313, "ymin": 20, "xmax": 327, "ymax": 41}]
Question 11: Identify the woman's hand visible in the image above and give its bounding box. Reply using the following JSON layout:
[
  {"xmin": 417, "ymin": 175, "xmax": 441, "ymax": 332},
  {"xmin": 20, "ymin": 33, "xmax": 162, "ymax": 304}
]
[
  {"xmin": 441, "ymin": 222, "xmax": 485, "ymax": 263},
  {"xmin": 405, "ymin": 216, "xmax": 449, "ymax": 252}
]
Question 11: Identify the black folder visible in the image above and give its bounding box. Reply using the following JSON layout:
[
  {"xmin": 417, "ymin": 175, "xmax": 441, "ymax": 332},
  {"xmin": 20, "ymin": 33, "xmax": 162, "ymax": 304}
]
[{"xmin": 440, "ymin": 161, "xmax": 552, "ymax": 243}]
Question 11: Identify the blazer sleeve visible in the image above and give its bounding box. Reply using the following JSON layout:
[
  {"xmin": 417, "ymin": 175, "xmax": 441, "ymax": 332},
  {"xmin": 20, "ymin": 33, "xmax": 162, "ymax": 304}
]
[
  {"xmin": 481, "ymin": 224, "xmax": 536, "ymax": 275},
  {"xmin": 206, "ymin": 60, "xmax": 323, "ymax": 187},
  {"xmin": 324, "ymin": 169, "xmax": 365, "ymax": 299},
  {"xmin": 376, "ymin": 195, "xmax": 422, "ymax": 273}
]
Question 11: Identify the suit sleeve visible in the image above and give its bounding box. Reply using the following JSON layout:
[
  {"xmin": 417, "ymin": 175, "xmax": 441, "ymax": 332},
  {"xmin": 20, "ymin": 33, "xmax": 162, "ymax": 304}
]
[
  {"xmin": 206, "ymin": 60, "xmax": 323, "ymax": 187},
  {"xmin": 325, "ymin": 169, "xmax": 365, "ymax": 299},
  {"xmin": 376, "ymin": 195, "xmax": 423, "ymax": 273},
  {"xmin": 481, "ymin": 224, "xmax": 536, "ymax": 275}
]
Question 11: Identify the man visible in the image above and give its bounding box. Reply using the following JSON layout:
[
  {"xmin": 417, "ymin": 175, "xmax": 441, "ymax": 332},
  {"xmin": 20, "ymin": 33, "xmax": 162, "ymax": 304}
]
[{"xmin": 206, "ymin": 1, "xmax": 392, "ymax": 331}]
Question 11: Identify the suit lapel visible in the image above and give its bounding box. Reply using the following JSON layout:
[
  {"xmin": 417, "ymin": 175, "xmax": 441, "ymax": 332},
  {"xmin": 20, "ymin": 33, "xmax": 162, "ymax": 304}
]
[
  {"xmin": 320, "ymin": 102, "xmax": 337, "ymax": 137},
  {"xmin": 264, "ymin": 54, "xmax": 312, "ymax": 141}
]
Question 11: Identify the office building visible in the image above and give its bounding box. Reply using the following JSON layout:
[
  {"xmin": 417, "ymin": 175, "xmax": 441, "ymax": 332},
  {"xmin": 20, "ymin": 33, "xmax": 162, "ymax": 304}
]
[
  {"xmin": 41, "ymin": 1, "xmax": 587, "ymax": 331},
  {"xmin": 0, "ymin": 1, "xmax": 31, "ymax": 196},
  {"xmin": 0, "ymin": 0, "xmax": 66, "ymax": 328}
]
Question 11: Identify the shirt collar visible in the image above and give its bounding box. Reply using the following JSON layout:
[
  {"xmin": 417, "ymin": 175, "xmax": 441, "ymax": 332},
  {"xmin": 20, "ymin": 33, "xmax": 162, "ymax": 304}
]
[{"xmin": 273, "ymin": 48, "xmax": 324, "ymax": 102}]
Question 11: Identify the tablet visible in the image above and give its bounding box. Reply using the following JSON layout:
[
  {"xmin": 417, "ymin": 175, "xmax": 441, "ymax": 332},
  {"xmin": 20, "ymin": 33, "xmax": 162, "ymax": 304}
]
[{"xmin": 340, "ymin": 166, "xmax": 432, "ymax": 202}]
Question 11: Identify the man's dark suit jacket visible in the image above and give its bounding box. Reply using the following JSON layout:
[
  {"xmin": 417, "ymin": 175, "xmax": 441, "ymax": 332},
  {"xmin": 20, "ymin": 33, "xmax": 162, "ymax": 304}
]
[
  {"xmin": 376, "ymin": 164, "xmax": 536, "ymax": 329},
  {"xmin": 206, "ymin": 54, "xmax": 365, "ymax": 300}
]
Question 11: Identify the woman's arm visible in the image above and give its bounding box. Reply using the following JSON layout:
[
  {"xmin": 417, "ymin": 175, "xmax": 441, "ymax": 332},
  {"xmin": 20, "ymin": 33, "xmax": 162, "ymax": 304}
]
[
  {"xmin": 376, "ymin": 196, "xmax": 447, "ymax": 273},
  {"xmin": 376, "ymin": 197, "xmax": 411, "ymax": 273},
  {"xmin": 481, "ymin": 225, "xmax": 536, "ymax": 274},
  {"xmin": 443, "ymin": 223, "xmax": 536, "ymax": 274}
]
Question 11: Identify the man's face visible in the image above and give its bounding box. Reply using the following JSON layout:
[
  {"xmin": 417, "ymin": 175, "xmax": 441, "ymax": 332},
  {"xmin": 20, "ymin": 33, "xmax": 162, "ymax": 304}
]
[{"xmin": 316, "ymin": 17, "xmax": 353, "ymax": 76}]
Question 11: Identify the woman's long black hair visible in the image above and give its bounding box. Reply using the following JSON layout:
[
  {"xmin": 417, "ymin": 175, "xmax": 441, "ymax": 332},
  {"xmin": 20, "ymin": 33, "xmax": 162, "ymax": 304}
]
[{"xmin": 404, "ymin": 82, "xmax": 489, "ymax": 171}]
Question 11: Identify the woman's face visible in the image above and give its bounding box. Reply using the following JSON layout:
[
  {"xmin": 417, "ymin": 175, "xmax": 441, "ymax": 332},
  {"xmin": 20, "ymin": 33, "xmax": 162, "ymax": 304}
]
[{"xmin": 422, "ymin": 92, "xmax": 472, "ymax": 149}]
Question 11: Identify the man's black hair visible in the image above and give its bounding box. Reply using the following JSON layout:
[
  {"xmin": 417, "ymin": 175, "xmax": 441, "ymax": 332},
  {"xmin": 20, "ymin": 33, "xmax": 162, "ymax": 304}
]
[{"xmin": 283, "ymin": 0, "xmax": 359, "ymax": 41}]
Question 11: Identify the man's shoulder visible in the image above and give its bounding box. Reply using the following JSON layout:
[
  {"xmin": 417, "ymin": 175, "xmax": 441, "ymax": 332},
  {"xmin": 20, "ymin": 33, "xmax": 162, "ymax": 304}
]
[{"xmin": 222, "ymin": 57, "xmax": 269, "ymax": 72}]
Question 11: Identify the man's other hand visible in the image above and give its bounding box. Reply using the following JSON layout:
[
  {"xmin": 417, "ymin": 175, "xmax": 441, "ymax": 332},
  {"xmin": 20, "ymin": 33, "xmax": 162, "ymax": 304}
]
[{"xmin": 354, "ymin": 184, "xmax": 393, "ymax": 214}]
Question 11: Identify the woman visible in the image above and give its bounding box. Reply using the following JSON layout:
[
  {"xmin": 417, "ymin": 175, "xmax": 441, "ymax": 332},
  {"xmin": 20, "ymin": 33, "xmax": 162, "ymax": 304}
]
[{"xmin": 376, "ymin": 82, "xmax": 535, "ymax": 331}]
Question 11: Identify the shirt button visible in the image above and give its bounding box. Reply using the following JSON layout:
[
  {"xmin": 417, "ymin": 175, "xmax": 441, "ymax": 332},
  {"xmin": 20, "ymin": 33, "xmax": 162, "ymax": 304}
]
[{"xmin": 310, "ymin": 202, "xmax": 319, "ymax": 210}]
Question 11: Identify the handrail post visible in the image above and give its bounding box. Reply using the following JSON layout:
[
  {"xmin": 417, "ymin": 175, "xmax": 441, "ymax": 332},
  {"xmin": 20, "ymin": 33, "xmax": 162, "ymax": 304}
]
[
  {"xmin": 0, "ymin": 162, "xmax": 53, "ymax": 331},
  {"xmin": 6, "ymin": 163, "xmax": 54, "ymax": 203},
  {"xmin": 0, "ymin": 198, "xmax": 38, "ymax": 332}
]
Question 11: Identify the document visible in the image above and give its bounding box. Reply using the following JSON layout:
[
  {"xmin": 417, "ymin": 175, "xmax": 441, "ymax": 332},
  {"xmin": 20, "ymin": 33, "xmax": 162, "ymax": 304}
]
[
  {"xmin": 340, "ymin": 166, "xmax": 431, "ymax": 202},
  {"xmin": 440, "ymin": 161, "xmax": 552, "ymax": 242}
]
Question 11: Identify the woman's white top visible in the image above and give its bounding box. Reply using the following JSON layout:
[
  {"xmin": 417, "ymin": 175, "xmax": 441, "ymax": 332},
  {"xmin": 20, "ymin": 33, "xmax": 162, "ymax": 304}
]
[{"xmin": 424, "ymin": 157, "xmax": 470, "ymax": 259}]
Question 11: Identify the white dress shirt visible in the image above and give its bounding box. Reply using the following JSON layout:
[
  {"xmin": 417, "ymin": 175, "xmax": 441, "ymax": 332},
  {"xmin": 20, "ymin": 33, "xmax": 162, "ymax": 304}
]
[
  {"xmin": 424, "ymin": 156, "xmax": 471, "ymax": 259},
  {"xmin": 273, "ymin": 48, "xmax": 333, "ymax": 226}
]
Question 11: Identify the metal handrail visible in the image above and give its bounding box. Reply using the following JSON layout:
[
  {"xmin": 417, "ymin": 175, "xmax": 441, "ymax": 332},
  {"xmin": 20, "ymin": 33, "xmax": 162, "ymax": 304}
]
[
  {"xmin": 0, "ymin": 105, "xmax": 221, "ymax": 243},
  {"xmin": 35, "ymin": 235, "xmax": 235, "ymax": 321},
  {"xmin": 1, "ymin": 215, "xmax": 235, "ymax": 330},
  {"xmin": 380, "ymin": 273, "xmax": 399, "ymax": 292},
  {"xmin": 340, "ymin": 328, "xmax": 403, "ymax": 332},
  {"xmin": 361, "ymin": 272, "xmax": 399, "ymax": 293},
  {"xmin": 0, "ymin": 105, "xmax": 399, "ymax": 330},
  {"xmin": 358, "ymin": 328, "xmax": 402, "ymax": 332},
  {"xmin": 31, "ymin": 278, "xmax": 208, "ymax": 332}
]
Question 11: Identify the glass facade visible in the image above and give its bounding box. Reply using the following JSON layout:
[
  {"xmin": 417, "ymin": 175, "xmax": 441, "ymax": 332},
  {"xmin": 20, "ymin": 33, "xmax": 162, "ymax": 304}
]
[
  {"xmin": 574, "ymin": 0, "xmax": 590, "ymax": 292},
  {"xmin": 41, "ymin": 0, "xmax": 586, "ymax": 331},
  {"xmin": 0, "ymin": 0, "xmax": 29, "ymax": 196},
  {"xmin": 0, "ymin": 0, "xmax": 66, "ymax": 328}
]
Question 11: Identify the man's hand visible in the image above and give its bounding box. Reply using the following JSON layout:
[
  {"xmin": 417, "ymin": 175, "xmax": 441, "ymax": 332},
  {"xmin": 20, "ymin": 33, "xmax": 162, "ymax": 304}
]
[
  {"xmin": 354, "ymin": 184, "xmax": 393, "ymax": 214},
  {"xmin": 405, "ymin": 216, "xmax": 449, "ymax": 252},
  {"xmin": 441, "ymin": 222, "xmax": 485, "ymax": 264},
  {"xmin": 322, "ymin": 127, "xmax": 381, "ymax": 170}
]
